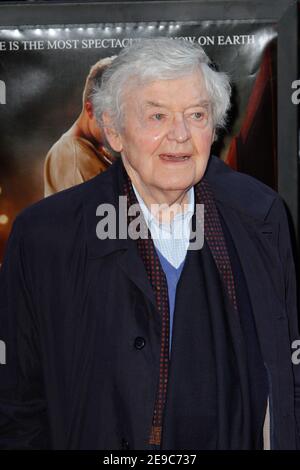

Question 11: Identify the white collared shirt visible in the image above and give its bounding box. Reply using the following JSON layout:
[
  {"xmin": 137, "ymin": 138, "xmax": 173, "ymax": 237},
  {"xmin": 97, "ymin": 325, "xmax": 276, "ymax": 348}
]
[{"xmin": 132, "ymin": 184, "xmax": 194, "ymax": 268}]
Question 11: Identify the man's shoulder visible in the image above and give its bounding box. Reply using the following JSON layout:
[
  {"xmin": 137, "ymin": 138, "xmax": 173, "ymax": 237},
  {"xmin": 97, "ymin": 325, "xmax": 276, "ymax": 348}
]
[
  {"xmin": 17, "ymin": 162, "xmax": 118, "ymax": 238},
  {"xmin": 205, "ymin": 155, "xmax": 279, "ymax": 222},
  {"xmin": 45, "ymin": 133, "xmax": 96, "ymax": 161}
]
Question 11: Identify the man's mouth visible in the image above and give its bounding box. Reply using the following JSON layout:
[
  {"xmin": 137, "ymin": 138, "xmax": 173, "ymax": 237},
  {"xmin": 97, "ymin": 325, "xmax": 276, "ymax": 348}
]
[{"xmin": 159, "ymin": 153, "xmax": 191, "ymax": 162}]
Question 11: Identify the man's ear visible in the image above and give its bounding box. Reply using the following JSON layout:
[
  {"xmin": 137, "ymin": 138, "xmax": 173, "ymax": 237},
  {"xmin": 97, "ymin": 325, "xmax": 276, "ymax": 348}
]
[
  {"xmin": 102, "ymin": 112, "xmax": 123, "ymax": 153},
  {"xmin": 85, "ymin": 101, "xmax": 93, "ymax": 119}
]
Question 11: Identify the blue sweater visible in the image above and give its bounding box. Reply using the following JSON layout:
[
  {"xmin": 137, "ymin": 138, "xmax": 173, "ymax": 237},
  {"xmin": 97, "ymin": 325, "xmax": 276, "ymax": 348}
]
[{"xmin": 155, "ymin": 248, "xmax": 185, "ymax": 357}]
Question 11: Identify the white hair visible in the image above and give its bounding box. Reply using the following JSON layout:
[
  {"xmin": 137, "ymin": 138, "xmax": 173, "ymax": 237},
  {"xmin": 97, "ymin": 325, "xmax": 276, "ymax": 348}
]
[{"xmin": 92, "ymin": 37, "xmax": 231, "ymax": 134}]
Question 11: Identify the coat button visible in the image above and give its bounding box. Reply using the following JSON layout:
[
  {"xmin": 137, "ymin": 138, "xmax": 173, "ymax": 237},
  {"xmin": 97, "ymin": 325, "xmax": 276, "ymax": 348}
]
[
  {"xmin": 134, "ymin": 336, "xmax": 146, "ymax": 350},
  {"xmin": 121, "ymin": 438, "xmax": 130, "ymax": 450}
]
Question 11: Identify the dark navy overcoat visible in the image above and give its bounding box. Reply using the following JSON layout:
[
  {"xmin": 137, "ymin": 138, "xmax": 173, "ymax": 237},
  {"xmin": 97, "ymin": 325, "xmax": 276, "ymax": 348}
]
[{"xmin": 0, "ymin": 155, "xmax": 299, "ymax": 449}]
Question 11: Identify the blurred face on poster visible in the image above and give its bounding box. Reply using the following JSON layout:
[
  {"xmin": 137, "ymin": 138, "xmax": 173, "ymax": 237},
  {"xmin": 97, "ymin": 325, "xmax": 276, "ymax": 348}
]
[{"xmin": 103, "ymin": 71, "xmax": 215, "ymax": 205}]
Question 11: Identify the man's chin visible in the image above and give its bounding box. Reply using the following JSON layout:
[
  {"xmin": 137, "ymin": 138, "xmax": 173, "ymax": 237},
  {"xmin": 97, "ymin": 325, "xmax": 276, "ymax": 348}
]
[{"xmin": 154, "ymin": 180, "xmax": 195, "ymax": 194}]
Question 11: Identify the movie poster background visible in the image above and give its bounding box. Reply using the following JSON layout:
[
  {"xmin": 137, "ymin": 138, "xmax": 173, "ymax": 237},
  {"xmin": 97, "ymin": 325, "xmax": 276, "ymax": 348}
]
[{"xmin": 0, "ymin": 21, "xmax": 277, "ymax": 263}]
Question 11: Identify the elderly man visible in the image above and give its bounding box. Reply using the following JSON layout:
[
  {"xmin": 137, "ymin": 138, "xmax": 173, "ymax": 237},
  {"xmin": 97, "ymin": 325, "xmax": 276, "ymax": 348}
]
[
  {"xmin": 44, "ymin": 56, "xmax": 117, "ymax": 197},
  {"xmin": 0, "ymin": 38, "xmax": 299, "ymax": 450}
]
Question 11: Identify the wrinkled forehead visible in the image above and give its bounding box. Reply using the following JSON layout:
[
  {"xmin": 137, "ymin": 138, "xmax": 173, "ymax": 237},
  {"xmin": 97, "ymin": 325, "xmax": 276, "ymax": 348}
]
[{"xmin": 121, "ymin": 69, "xmax": 210, "ymax": 110}]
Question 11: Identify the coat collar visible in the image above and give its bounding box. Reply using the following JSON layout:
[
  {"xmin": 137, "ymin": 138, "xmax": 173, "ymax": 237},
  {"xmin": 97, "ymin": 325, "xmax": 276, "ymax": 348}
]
[
  {"xmin": 83, "ymin": 158, "xmax": 156, "ymax": 305},
  {"xmin": 82, "ymin": 153, "xmax": 279, "ymax": 316},
  {"xmin": 83, "ymin": 155, "xmax": 277, "ymax": 260},
  {"xmin": 84, "ymin": 157, "xmax": 128, "ymax": 259},
  {"xmin": 203, "ymin": 155, "xmax": 276, "ymax": 223}
]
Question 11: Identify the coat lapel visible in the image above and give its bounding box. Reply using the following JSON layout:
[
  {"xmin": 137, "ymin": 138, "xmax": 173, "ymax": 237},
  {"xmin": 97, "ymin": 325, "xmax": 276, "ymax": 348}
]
[
  {"xmin": 117, "ymin": 242, "xmax": 156, "ymax": 308},
  {"xmin": 83, "ymin": 158, "xmax": 156, "ymax": 308},
  {"xmin": 215, "ymin": 202, "xmax": 281, "ymax": 359}
]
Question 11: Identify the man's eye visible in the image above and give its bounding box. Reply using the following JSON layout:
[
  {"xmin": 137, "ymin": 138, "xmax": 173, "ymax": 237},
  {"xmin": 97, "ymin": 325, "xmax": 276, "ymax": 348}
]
[
  {"xmin": 152, "ymin": 113, "xmax": 164, "ymax": 121},
  {"xmin": 192, "ymin": 112, "xmax": 204, "ymax": 120}
]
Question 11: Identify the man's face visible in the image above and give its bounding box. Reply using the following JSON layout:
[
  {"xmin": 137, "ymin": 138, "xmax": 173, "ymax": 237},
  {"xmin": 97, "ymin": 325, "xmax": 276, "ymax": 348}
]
[{"xmin": 105, "ymin": 71, "xmax": 215, "ymax": 195}]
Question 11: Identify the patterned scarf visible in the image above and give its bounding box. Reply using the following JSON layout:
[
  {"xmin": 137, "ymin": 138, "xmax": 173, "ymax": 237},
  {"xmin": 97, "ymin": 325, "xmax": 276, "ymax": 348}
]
[{"xmin": 123, "ymin": 169, "xmax": 238, "ymax": 447}]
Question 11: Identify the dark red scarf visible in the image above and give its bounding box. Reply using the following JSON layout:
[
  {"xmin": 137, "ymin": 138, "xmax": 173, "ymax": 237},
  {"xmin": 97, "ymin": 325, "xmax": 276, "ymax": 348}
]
[{"xmin": 123, "ymin": 169, "xmax": 239, "ymax": 447}]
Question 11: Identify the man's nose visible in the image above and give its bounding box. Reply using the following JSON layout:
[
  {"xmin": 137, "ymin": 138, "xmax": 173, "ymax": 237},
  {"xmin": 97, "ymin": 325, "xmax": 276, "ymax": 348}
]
[{"xmin": 167, "ymin": 113, "xmax": 191, "ymax": 142}]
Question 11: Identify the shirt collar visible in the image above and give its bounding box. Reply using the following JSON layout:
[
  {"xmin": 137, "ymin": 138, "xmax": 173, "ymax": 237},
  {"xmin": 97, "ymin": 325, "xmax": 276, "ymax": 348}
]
[{"xmin": 132, "ymin": 183, "xmax": 194, "ymax": 228}]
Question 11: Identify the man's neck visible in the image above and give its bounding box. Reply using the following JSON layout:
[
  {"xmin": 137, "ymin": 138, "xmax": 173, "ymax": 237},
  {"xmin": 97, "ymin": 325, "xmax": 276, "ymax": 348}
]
[
  {"xmin": 130, "ymin": 179, "xmax": 190, "ymax": 225},
  {"xmin": 71, "ymin": 112, "xmax": 99, "ymax": 147}
]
